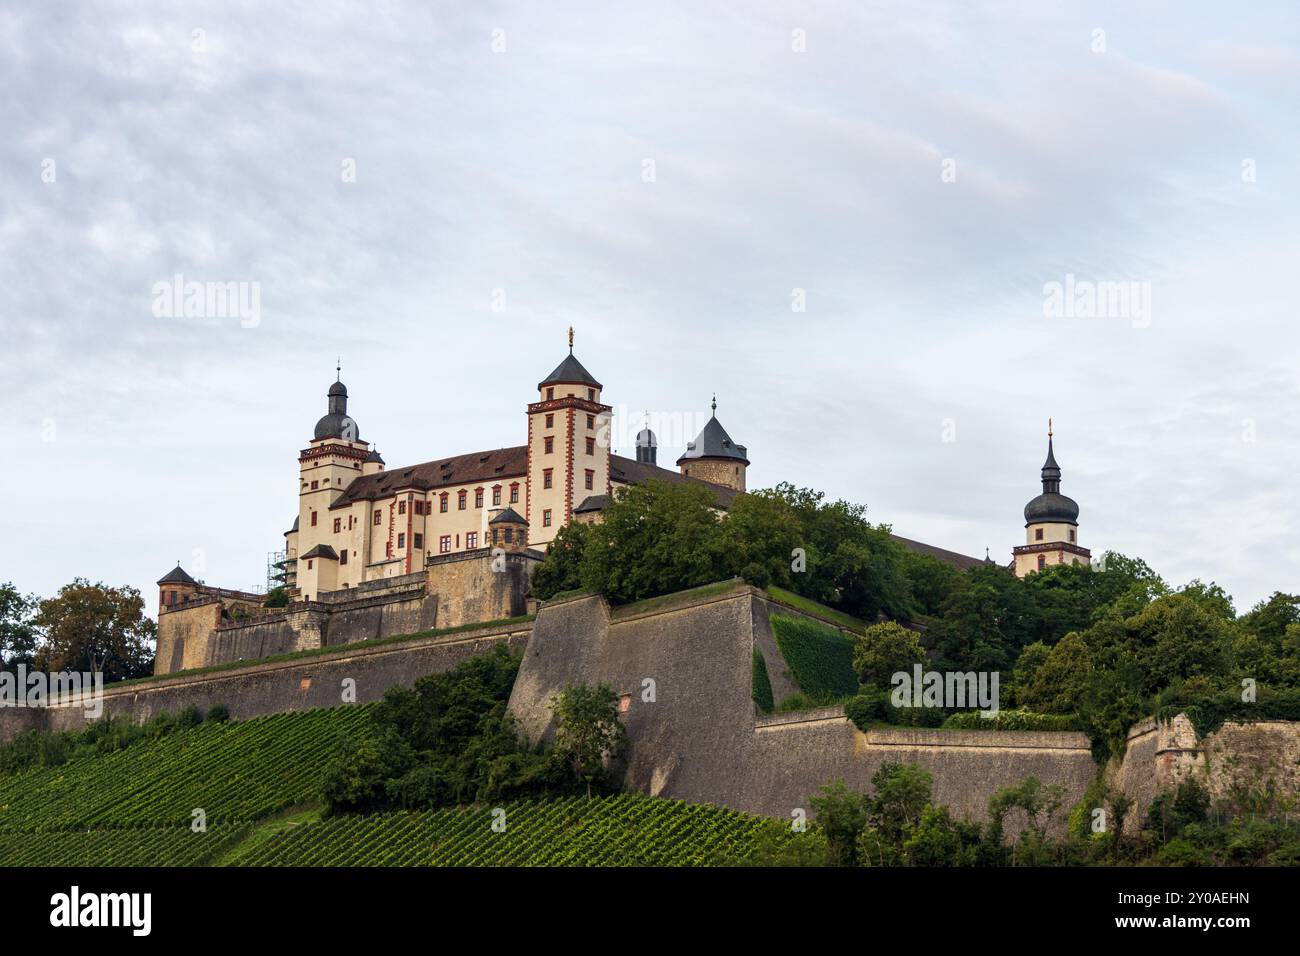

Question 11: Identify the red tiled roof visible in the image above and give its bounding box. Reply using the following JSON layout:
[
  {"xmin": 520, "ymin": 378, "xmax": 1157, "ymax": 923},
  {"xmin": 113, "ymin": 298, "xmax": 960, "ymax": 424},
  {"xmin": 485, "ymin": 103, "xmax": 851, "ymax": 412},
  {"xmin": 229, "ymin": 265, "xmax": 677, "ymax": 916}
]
[{"xmin": 331, "ymin": 446, "xmax": 528, "ymax": 509}]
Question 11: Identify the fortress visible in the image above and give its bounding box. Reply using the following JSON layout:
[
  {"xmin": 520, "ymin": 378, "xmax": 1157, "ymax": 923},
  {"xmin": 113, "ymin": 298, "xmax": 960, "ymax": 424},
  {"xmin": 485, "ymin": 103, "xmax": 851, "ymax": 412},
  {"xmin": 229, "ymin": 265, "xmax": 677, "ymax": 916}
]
[{"xmin": 18, "ymin": 333, "xmax": 1241, "ymax": 834}]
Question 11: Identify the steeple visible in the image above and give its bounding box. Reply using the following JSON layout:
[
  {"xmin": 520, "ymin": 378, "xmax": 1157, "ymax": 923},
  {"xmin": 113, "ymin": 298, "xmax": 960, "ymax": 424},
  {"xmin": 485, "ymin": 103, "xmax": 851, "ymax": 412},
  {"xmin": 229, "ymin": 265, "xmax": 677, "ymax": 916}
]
[
  {"xmin": 636, "ymin": 411, "xmax": 657, "ymax": 465},
  {"xmin": 1040, "ymin": 419, "xmax": 1061, "ymax": 494}
]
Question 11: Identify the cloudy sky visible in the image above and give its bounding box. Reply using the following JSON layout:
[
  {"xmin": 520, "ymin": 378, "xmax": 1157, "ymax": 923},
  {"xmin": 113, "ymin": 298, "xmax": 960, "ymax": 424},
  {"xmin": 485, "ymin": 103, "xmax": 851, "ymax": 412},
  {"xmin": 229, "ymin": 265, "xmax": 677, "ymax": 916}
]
[{"xmin": 2, "ymin": 0, "xmax": 1298, "ymax": 616}]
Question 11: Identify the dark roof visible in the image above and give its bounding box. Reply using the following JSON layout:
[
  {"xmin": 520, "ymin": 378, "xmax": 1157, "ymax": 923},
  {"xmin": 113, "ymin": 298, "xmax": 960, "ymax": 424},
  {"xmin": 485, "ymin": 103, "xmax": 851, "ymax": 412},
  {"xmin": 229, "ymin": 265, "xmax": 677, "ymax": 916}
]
[
  {"xmin": 366, "ymin": 449, "xmax": 384, "ymax": 462},
  {"xmin": 328, "ymin": 381, "xmax": 347, "ymax": 398},
  {"xmin": 331, "ymin": 446, "xmax": 528, "ymax": 509},
  {"xmin": 889, "ymin": 535, "xmax": 986, "ymax": 572},
  {"xmin": 539, "ymin": 352, "xmax": 601, "ymax": 390},
  {"xmin": 314, "ymin": 413, "xmax": 359, "ymax": 441},
  {"xmin": 301, "ymin": 544, "xmax": 339, "ymax": 560},
  {"xmin": 677, "ymin": 415, "xmax": 748, "ymax": 465},
  {"xmin": 490, "ymin": 506, "xmax": 527, "ymax": 524},
  {"xmin": 286, "ymin": 516, "xmax": 299, "ymax": 535},
  {"xmin": 574, "ymin": 494, "xmax": 612, "ymax": 514},
  {"xmin": 1024, "ymin": 493, "xmax": 1080, "ymax": 525},
  {"xmin": 610, "ymin": 454, "xmax": 737, "ymax": 508},
  {"xmin": 157, "ymin": 565, "xmax": 197, "ymax": 585},
  {"xmin": 636, "ymin": 428, "xmax": 656, "ymax": 446}
]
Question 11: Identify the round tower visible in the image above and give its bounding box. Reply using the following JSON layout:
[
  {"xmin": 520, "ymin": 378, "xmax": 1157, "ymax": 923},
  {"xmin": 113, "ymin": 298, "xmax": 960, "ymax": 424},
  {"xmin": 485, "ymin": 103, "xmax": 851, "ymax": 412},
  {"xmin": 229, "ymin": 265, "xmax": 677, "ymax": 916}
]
[{"xmin": 677, "ymin": 395, "xmax": 748, "ymax": 492}]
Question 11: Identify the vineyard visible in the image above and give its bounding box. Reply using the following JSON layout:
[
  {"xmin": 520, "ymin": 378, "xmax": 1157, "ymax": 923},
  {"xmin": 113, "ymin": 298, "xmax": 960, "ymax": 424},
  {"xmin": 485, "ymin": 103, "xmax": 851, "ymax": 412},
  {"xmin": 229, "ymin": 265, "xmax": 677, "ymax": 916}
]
[
  {"xmin": 231, "ymin": 795, "xmax": 816, "ymax": 866},
  {"xmin": 0, "ymin": 706, "xmax": 372, "ymax": 833},
  {"xmin": 0, "ymin": 826, "xmax": 241, "ymax": 866},
  {"xmin": 0, "ymin": 704, "xmax": 815, "ymax": 866}
]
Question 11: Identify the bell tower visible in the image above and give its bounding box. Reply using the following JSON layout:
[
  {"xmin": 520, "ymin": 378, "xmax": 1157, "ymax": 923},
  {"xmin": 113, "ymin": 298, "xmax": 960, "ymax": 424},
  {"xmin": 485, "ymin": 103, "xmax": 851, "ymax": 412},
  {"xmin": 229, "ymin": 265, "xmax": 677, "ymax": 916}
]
[{"xmin": 1012, "ymin": 420, "xmax": 1091, "ymax": 576}]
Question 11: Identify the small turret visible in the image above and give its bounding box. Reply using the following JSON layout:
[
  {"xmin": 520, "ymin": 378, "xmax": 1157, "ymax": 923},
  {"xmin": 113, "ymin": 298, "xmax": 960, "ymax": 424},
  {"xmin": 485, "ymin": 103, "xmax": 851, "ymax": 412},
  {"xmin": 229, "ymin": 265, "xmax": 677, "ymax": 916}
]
[{"xmin": 677, "ymin": 395, "xmax": 748, "ymax": 492}]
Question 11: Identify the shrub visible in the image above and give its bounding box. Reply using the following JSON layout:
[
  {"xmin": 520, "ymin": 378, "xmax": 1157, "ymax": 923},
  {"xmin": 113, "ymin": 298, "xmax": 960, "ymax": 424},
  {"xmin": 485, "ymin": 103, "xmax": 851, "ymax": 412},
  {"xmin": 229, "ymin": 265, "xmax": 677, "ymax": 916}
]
[
  {"xmin": 752, "ymin": 649, "xmax": 774, "ymax": 713},
  {"xmin": 206, "ymin": 704, "xmax": 231, "ymax": 723},
  {"xmin": 852, "ymin": 621, "xmax": 925, "ymax": 689},
  {"xmin": 942, "ymin": 708, "xmax": 1082, "ymax": 732}
]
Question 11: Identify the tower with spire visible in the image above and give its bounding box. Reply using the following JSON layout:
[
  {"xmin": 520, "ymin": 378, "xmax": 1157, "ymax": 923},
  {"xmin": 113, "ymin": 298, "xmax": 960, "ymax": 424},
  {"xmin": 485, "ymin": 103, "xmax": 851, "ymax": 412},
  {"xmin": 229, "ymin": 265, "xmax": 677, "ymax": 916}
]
[
  {"xmin": 526, "ymin": 328, "xmax": 614, "ymax": 545},
  {"xmin": 1012, "ymin": 420, "xmax": 1090, "ymax": 576},
  {"xmin": 677, "ymin": 394, "xmax": 749, "ymax": 492}
]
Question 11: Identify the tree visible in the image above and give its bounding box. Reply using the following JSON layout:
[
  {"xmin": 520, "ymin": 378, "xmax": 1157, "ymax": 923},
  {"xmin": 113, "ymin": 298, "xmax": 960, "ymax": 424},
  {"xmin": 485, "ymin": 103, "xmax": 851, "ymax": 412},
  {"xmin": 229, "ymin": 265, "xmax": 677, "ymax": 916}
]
[
  {"xmin": 529, "ymin": 520, "xmax": 590, "ymax": 600},
  {"xmin": 552, "ymin": 683, "xmax": 627, "ymax": 797},
  {"xmin": 34, "ymin": 579, "xmax": 155, "ymax": 681},
  {"xmin": 1019, "ymin": 631, "xmax": 1093, "ymax": 714},
  {"xmin": 718, "ymin": 490, "xmax": 804, "ymax": 590},
  {"xmin": 809, "ymin": 780, "xmax": 870, "ymax": 866},
  {"xmin": 852, "ymin": 621, "xmax": 926, "ymax": 689},
  {"xmin": 0, "ymin": 583, "xmax": 38, "ymax": 673},
  {"xmin": 579, "ymin": 480, "xmax": 722, "ymax": 603},
  {"xmin": 931, "ymin": 564, "xmax": 1038, "ymax": 673}
]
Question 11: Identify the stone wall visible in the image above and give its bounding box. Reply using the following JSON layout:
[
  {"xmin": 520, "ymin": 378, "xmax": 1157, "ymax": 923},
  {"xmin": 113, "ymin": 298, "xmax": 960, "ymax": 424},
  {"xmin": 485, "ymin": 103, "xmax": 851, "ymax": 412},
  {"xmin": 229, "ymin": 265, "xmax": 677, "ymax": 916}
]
[
  {"xmin": 425, "ymin": 550, "xmax": 535, "ymax": 629},
  {"xmin": 3, "ymin": 620, "xmax": 532, "ymax": 739},
  {"xmin": 508, "ymin": 585, "xmax": 1098, "ymax": 825}
]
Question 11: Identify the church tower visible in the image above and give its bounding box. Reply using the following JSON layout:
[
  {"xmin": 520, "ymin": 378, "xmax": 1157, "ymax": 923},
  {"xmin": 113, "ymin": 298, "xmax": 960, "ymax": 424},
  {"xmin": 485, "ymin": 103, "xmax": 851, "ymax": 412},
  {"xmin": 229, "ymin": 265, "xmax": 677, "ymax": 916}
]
[
  {"xmin": 1012, "ymin": 421, "xmax": 1090, "ymax": 576},
  {"xmin": 526, "ymin": 330, "xmax": 613, "ymax": 547},
  {"xmin": 296, "ymin": 368, "xmax": 370, "ymax": 599},
  {"xmin": 678, "ymin": 396, "xmax": 748, "ymax": 492}
]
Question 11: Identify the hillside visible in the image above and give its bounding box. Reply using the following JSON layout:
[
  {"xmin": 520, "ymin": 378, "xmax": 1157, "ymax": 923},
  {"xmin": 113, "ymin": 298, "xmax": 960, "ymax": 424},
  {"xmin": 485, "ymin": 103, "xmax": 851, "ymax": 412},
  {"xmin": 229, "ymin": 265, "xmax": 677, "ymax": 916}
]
[{"xmin": 0, "ymin": 704, "xmax": 812, "ymax": 867}]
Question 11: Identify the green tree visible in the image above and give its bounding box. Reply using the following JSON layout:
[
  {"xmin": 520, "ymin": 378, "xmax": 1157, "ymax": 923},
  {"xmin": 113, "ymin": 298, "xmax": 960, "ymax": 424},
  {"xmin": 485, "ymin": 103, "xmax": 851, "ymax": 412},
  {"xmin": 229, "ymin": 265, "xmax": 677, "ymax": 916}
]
[
  {"xmin": 530, "ymin": 520, "xmax": 590, "ymax": 600},
  {"xmin": 852, "ymin": 621, "xmax": 926, "ymax": 689},
  {"xmin": 1019, "ymin": 631, "xmax": 1093, "ymax": 714},
  {"xmin": 0, "ymin": 583, "xmax": 39, "ymax": 673},
  {"xmin": 718, "ymin": 490, "xmax": 804, "ymax": 590},
  {"xmin": 809, "ymin": 780, "xmax": 870, "ymax": 866},
  {"xmin": 552, "ymin": 682, "xmax": 628, "ymax": 797},
  {"xmin": 931, "ymin": 564, "xmax": 1038, "ymax": 673},
  {"xmin": 579, "ymin": 480, "xmax": 722, "ymax": 603},
  {"xmin": 34, "ymin": 579, "xmax": 155, "ymax": 681}
]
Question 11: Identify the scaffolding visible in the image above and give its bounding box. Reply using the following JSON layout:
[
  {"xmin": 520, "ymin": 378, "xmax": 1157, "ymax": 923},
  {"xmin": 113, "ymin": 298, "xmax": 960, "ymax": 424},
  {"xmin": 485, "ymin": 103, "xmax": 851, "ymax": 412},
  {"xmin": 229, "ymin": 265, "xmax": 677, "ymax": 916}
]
[{"xmin": 268, "ymin": 548, "xmax": 296, "ymax": 593}]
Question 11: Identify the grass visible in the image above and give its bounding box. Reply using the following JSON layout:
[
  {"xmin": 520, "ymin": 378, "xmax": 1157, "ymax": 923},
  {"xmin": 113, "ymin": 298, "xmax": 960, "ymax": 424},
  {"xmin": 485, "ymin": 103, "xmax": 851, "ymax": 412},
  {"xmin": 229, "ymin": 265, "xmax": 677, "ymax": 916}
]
[
  {"xmin": 764, "ymin": 586, "xmax": 868, "ymax": 633},
  {"xmin": 752, "ymin": 650, "xmax": 774, "ymax": 713},
  {"xmin": 610, "ymin": 579, "xmax": 746, "ymax": 619}
]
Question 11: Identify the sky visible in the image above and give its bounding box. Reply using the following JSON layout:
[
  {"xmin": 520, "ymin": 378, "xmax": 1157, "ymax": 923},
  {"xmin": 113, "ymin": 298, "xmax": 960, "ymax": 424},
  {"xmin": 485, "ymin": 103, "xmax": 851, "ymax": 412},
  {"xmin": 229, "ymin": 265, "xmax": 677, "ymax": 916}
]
[{"xmin": 2, "ymin": 0, "xmax": 1299, "ymax": 617}]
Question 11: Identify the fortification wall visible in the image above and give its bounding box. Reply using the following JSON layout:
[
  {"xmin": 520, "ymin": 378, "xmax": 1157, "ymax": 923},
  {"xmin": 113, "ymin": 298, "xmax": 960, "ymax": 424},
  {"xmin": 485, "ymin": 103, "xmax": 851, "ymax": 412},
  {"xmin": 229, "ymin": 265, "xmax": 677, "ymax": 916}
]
[
  {"xmin": 508, "ymin": 586, "xmax": 1098, "ymax": 824},
  {"xmin": 426, "ymin": 551, "xmax": 534, "ymax": 629},
  {"xmin": 0, "ymin": 621, "xmax": 531, "ymax": 740}
]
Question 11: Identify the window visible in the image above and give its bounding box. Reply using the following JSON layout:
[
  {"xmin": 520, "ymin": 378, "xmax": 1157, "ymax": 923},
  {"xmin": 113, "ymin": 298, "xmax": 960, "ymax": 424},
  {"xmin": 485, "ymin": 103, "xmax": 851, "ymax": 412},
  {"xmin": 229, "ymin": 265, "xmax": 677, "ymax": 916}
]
[
  {"xmin": 440, "ymin": 494, "xmax": 448, "ymax": 513},
  {"xmin": 1068, "ymin": 529, "xmax": 1075, "ymax": 542},
  {"xmin": 474, "ymin": 489, "xmax": 483, "ymax": 508},
  {"xmin": 307, "ymin": 560, "xmax": 314, "ymax": 570},
  {"xmin": 399, "ymin": 501, "xmax": 406, "ymax": 515},
  {"xmin": 457, "ymin": 490, "xmax": 467, "ymax": 510},
  {"xmin": 373, "ymin": 510, "xmax": 381, "ymax": 526},
  {"xmin": 492, "ymin": 485, "xmax": 501, "ymax": 506},
  {"xmin": 585, "ymin": 469, "xmax": 594, "ymax": 490},
  {"xmin": 398, "ymin": 533, "xmax": 406, "ymax": 549},
  {"xmin": 413, "ymin": 533, "xmax": 423, "ymax": 550},
  {"xmin": 1037, "ymin": 555, "xmax": 1046, "ymax": 570},
  {"xmin": 504, "ymin": 527, "xmax": 514, "ymax": 543},
  {"xmin": 311, "ymin": 480, "xmax": 319, "ymax": 490},
  {"xmin": 545, "ymin": 413, "xmax": 554, "ymax": 428},
  {"xmin": 544, "ymin": 436, "xmax": 554, "ymax": 454},
  {"xmin": 332, "ymin": 518, "xmax": 341, "ymax": 533},
  {"xmin": 1035, "ymin": 528, "xmax": 1043, "ymax": 541},
  {"xmin": 348, "ymin": 515, "xmax": 354, "ymax": 530},
  {"xmin": 510, "ymin": 483, "xmax": 519, "ymax": 503},
  {"xmin": 587, "ymin": 388, "xmax": 594, "ymax": 401},
  {"xmin": 311, "ymin": 511, "xmax": 318, "ymax": 527},
  {"xmin": 546, "ymin": 387, "xmax": 554, "ymax": 400},
  {"xmin": 466, "ymin": 531, "xmax": 477, "ymax": 549},
  {"xmin": 340, "ymin": 550, "xmax": 348, "ymax": 566},
  {"xmin": 543, "ymin": 468, "xmax": 553, "ymax": 489},
  {"xmin": 587, "ymin": 415, "xmax": 594, "ymax": 429},
  {"xmin": 585, "ymin": 437, "xmax": 595, "ymax": 455},
  {"xmin": 439, "ymin": 535, "xmax": 451, "ymax": 553},
  {"xmin": 543, "ymin": 509, "xmax": 552, "ymax": 527}
]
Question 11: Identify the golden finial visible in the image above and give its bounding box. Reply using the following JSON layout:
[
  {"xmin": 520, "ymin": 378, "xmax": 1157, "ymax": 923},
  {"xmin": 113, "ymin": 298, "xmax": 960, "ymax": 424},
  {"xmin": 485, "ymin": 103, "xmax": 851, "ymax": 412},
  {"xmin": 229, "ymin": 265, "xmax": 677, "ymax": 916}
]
[
  {"xmin": 1048, "ymin": 417, "xmax": 1053, "ymax": 439},
  {"xmin": 568, "ymin": 326, "xmax": 574, "ymax": 352}
]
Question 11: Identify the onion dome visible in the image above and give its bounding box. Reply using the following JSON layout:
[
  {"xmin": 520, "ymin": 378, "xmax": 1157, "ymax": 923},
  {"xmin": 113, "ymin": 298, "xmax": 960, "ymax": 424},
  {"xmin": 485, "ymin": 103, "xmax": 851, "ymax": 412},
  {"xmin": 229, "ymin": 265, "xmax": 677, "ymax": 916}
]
[{"xmin": 1024, "ymin": 432, "xmax": 1079, "ymax": 525}]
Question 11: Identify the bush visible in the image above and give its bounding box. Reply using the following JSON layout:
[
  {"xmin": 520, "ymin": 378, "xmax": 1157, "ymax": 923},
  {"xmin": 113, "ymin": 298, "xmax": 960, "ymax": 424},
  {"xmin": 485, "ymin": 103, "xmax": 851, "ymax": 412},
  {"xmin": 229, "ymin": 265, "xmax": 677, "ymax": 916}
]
[
  {"xmin": 770, "ymin": 614, "xmax": 857, "ymax": 704},
  {"xmin": 206, "ymin": 704, "xmax": 231, "ymax": 723},
  {"xmin": 853, "ymin": 622, "xmax": 925, "ymax": 689},
  {"xmin": 752, "ymin": 650, "xmax": 774, "ymax": 713},
  {"xmin": 942, "ymin": 708, "xmax": 1082, "ymax": 732}
]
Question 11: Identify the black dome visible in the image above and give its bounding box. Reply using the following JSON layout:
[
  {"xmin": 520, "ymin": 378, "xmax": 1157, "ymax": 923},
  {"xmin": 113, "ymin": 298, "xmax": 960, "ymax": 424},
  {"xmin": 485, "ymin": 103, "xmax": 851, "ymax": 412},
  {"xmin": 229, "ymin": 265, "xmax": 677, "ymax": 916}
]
[
  {"xmin": 328, "ymin": 381, "xmax": 348, "ymax": 398},
  {"xmin": 1024, "ymin": 492, "xmax": 1079, "ymax": 525},
  {"xmin": 315, "ymin": 413, "xmax": 358, "ymax": 441}
]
